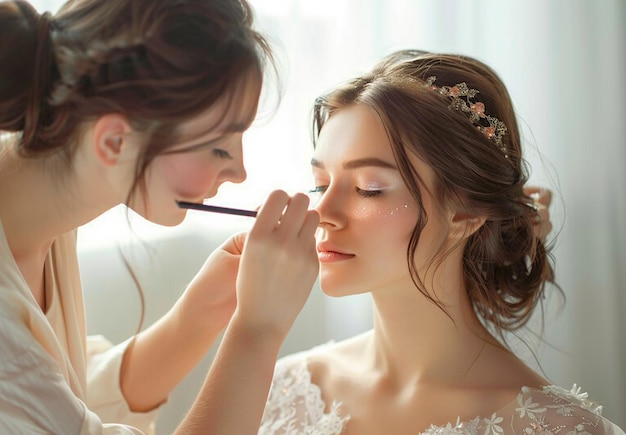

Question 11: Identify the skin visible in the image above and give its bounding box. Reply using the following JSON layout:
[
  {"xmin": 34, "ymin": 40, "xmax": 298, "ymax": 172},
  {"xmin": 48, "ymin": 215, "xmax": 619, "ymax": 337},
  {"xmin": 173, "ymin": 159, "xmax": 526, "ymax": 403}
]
[
  {"xmin": 0, "ymin": 76, "xmax": 320, "ymax": 433},
  {"xmin": 306, "ymin": 104, "xmax": 547, "ymax": 434}
]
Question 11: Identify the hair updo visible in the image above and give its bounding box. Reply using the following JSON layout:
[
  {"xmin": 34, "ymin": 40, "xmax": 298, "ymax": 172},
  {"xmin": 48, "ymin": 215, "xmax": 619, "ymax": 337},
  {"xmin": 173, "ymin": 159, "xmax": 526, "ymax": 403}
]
[{"xmin": 313, "ymin": 50, "xmax": 557, "ymax": 337}]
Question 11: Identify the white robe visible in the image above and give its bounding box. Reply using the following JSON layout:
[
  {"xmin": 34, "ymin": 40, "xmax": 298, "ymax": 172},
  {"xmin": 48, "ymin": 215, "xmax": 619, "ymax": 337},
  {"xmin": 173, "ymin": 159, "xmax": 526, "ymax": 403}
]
[{"xmin": 0, "ymin": 220, "xmax": 160, "ymax": 434}]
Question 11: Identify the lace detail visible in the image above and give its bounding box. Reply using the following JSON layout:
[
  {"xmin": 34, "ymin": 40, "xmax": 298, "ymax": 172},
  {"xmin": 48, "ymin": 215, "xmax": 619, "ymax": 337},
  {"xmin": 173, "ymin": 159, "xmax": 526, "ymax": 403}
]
[
  {"xmin": 260, "ymin": 350, "xmax": 349, "ymax": 435},
  {"xmin": 422, "ymin": 384, "xmax": 620, "ymax": 435},
  {"xmin": 259, "ymin": 346, "xmax": 624, "ymax": 435}
]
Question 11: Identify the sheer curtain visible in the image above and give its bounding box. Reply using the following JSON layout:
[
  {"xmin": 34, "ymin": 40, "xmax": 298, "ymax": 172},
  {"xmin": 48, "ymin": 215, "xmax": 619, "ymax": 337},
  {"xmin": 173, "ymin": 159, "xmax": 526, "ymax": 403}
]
[{"xmin": 30, "ymin": 0, "xmax": 625, "ymax": 426}]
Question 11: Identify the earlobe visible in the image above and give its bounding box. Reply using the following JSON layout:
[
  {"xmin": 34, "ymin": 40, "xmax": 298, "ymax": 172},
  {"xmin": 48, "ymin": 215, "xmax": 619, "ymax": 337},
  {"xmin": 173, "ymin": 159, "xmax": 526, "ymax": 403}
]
[{"xmin": 92, "ymin": 114, "xmax": 132, "ymax": 166}]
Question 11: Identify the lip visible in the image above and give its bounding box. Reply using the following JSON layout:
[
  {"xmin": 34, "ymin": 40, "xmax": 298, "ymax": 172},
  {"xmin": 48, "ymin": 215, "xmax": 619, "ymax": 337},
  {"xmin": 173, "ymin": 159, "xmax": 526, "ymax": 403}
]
[{"xmin": 317, "ymin": 242, "xmax": 355, "ymax": 263}]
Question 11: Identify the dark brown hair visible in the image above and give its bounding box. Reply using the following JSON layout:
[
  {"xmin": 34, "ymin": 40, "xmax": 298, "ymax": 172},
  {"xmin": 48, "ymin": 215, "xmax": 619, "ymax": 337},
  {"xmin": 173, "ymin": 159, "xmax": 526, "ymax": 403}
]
[
  {"xmin": 0, "ymin": 0, "xmax": 273, "ymax": 202},
  {"xmin": 313, "ymin": 50, "xmax": 557, "ymax": 337}
]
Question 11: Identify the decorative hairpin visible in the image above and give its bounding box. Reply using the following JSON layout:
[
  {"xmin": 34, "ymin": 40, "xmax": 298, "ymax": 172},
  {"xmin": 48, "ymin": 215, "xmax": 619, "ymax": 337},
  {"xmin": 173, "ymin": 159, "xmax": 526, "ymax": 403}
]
[
  {"xmin": 49, "ymin": 32, "xmax": 148, "ymax": 106},
  {"xmin": 425, "ymin": 76, "xmax": 508, "ymax": 155}
]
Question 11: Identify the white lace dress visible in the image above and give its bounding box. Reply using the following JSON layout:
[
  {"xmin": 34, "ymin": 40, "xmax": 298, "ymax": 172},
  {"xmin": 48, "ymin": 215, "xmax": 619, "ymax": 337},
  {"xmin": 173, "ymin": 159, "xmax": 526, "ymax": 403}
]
[{"xmin": 259, "ymin": 345, "xmax": 625, "ymax": 435}]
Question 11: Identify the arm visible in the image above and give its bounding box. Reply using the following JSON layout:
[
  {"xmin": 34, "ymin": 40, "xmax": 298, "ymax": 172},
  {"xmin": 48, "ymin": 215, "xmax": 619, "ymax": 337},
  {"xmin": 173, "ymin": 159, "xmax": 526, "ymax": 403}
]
[
  {"xmin": 175, "ymin": 190, "xmax": 320, "ymax": 434},
  {"xmin": 117, "ymin": 240, "xmax": 240, "ymax": 413},
  {"xmin": 175, "ymin": 317, "xmax": 285, "ymax": 434},
  {"xmin": 115, "ymin": 191, "xmax": 319, "ymax": 432}
]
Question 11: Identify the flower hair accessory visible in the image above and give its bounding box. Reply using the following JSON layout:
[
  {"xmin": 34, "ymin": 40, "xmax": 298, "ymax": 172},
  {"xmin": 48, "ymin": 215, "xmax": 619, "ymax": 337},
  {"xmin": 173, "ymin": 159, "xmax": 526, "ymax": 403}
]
[{"xmin": 425, "ymin": 76, "xmax": 508, "ymax": 155}]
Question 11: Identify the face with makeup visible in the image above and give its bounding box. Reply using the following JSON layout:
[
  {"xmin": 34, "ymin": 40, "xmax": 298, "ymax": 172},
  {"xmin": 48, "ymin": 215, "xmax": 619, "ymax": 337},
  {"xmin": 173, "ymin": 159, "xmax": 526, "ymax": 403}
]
[
  {"xmin": 312, "ymin": 104, "xmax": 451, "ymax": 297},
  {"xmin": 130, "ymin": 77, "xmax": 260, "ymax": 226}
]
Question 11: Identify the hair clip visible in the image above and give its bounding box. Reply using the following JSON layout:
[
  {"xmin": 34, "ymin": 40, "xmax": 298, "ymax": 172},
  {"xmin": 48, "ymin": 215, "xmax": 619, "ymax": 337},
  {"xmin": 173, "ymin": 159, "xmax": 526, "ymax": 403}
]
[{"xmin": 425, "ymin": 76, "xmax": 508, "ymax": 156}]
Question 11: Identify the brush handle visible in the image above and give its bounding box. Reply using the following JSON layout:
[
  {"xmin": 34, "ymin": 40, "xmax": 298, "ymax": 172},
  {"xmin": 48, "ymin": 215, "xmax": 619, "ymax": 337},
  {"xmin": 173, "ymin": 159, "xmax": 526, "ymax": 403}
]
[{"xmin": 176, "ymin": 201, "xmax": 257, "ymax": 217}]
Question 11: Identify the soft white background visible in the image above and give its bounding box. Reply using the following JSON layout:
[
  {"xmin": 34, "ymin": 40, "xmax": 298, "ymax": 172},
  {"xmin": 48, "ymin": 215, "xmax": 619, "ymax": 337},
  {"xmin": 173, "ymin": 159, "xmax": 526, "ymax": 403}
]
[{"xmin": 30, "ymin": 0, "xmax": 626, "ymax": 430}]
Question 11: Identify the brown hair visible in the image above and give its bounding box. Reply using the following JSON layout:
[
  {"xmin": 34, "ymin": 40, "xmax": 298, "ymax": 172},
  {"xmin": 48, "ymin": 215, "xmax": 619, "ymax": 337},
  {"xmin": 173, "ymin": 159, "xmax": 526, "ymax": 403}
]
[
  {"xmin": 313, "ymin": 50, "xmax": 557, "ymax": 337},
  {"xmin": 0, "ymin": 0, "xmax": 273, "ymax": 202}
]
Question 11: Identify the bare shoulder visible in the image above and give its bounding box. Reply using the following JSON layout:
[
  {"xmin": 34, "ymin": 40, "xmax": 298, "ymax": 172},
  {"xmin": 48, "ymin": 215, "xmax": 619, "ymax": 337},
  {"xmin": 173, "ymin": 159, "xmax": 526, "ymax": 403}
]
[
  {"xmin": 469, "ymin": 342, "xmax": 548, "ymax": 389},
  {"xmin": 306, "ymin": 330, "xmax": 373, "ymax": 378}
]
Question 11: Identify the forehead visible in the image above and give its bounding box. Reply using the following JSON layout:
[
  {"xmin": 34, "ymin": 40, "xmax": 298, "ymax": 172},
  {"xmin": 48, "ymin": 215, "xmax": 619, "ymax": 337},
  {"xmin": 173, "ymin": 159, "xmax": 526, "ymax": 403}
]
[
  {"xmin": 314, "ymin": 104, "xmax": 394, "ymax": 162},
  {"xmin": 179, "ymin": 73, "xmax": 262, "ymax": 139},
  {"xmin": 314, "ymin": 103, "xmax": 438, "ymax": 190}
]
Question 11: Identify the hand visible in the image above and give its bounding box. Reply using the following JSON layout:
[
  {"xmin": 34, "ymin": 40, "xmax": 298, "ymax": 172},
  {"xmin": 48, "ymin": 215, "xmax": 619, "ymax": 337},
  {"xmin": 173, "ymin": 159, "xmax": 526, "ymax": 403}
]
[
  {"xmin": 524, "ymin": 186, "xmax": 553, "ymax": 243},
  {"xmin": 177, "ymin": 232, "xmax": 247, "ymax": 334},
  {"xmin": 233, "ymin": 190, "xmax": 320, "ymax": 339}
]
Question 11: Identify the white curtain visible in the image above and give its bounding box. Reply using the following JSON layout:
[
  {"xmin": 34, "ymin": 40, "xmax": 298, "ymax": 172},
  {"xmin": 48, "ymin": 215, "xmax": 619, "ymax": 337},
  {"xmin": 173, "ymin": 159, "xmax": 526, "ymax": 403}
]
[{"xmin": 32, "ymin": 0, "xmax": 625, "ymax": 426}]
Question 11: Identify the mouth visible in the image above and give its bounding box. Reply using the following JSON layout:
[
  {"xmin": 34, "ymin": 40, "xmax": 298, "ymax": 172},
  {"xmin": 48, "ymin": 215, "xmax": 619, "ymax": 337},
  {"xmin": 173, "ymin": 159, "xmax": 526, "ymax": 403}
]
[{"xmin": 317, "ymin": 242, "xmax": 355, "ymax": 263}]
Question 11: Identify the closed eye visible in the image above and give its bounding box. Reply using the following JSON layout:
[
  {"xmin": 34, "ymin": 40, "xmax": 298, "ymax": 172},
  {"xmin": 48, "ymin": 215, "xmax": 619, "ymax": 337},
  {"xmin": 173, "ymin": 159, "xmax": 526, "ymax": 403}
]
[
  {"xmin": 213, "ymin": 149, "xmax": 233, "ymax": 159},
  {"xmin": 356, "ymin": 187, "xmax": 383, "ymax": 198},
  {"xmin": 309, "ymin": 186, "xmax": 383, "ymax": 198}
]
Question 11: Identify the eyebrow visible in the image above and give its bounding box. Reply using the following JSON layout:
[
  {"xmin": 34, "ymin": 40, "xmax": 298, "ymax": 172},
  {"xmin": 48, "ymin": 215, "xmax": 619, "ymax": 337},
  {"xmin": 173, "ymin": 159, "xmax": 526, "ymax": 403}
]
[{"xmin": 311, "ymin": 157, "xmax": 397, "ymax": 170}]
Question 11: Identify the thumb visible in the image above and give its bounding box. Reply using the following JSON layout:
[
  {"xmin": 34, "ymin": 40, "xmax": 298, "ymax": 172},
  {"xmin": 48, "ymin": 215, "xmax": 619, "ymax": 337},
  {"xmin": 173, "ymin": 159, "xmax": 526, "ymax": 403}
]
[{"xmin": 222, "ymin": 231, "xmax": 248, "ymax": 255}]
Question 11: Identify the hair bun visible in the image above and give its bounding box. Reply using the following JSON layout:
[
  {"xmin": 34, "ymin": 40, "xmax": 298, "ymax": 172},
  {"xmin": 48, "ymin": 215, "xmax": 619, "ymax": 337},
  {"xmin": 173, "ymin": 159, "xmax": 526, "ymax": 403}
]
[{"xmin": 0, "ymin": 1, "xmax": 58, "ymax": 153}]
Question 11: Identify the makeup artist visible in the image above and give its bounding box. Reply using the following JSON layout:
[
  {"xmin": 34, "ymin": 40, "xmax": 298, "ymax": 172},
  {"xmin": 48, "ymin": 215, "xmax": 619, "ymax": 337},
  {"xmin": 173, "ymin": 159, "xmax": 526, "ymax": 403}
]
[{"xmin": 0, "ymin": 0, "xmax": 319, "ymax": 433}]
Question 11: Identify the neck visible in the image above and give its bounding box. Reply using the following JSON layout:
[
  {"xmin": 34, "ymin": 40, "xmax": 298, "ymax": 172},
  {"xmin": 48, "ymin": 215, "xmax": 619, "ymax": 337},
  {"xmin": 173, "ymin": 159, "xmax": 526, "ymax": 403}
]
[
  {"xmin": 0, "ymin": 148, "xmax": 113, "ymax": 259},
  {"xmin": 367, "ymin": 259, "xmax": 501, "ymax": 386}
]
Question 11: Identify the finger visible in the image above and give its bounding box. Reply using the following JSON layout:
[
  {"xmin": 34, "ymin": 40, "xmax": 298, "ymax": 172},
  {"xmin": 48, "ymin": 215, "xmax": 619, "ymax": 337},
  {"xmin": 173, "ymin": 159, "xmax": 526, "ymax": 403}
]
[
  {"xmin": 534, "ymin": 219, "xmax": 553, "ymax": 242},
  {"xmin": 251, "ymin": 190, "xmax": 290, "ymax": 234},
  {"xmin": 299, "ymin": 209, "xmax": 320, "ymax": 240},
  {"xmin": 276, "ymin": 193, "xmax": 311, "ymax": 236},
  {"xmin": 537, "ymin": 188, "xmax": 552, "ymax": 208},
  {"xmin": 523, "ymin": 185, "xmax": 542, "ymax": 197},
  {"xmin": 221, "ymin": 232, "xmax": 248, "ymax": 255},
  {"xmin": 232, "ymin": 232, "xmax": 247, "ymax": 254}
]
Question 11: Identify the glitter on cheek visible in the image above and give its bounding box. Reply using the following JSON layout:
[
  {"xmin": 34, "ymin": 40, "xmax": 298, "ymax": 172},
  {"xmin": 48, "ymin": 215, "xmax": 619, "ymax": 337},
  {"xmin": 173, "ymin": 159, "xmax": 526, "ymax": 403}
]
[
  {"xmin": 352, "ymin": 206, "xmax": 372, "ymax": 219},
  {"xmin": 353, "ymin": 204, "xmax": 410, "ymax": 220},
  {"xmin": 385, "ymin": 204, "xmax": 410, "ymax": 217}
]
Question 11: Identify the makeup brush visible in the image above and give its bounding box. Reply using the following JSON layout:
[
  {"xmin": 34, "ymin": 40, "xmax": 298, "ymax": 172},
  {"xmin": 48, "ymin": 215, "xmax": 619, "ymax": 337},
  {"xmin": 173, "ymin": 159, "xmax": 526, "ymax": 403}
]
[{"xmin": 176, "ymin": 200, "xmax": 257, "ymax": 217}]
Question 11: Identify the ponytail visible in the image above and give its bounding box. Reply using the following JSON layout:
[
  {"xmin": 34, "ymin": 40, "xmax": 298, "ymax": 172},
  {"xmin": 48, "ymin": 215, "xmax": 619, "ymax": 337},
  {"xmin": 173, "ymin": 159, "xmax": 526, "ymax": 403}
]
[{"xmin": 0, "ymin": 1, "xmax": 59, "ymax": 155}]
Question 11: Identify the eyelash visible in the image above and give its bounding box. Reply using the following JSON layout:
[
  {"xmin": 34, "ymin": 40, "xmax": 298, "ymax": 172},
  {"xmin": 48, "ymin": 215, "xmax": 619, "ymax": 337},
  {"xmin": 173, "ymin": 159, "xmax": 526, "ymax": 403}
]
[
  {"xmin": 309, "ymin": 186, "xmax": 383, "ymax": 198},
  {"xmin": 212, "ymin": 149, "xmax": 233, "ymax": 159}
]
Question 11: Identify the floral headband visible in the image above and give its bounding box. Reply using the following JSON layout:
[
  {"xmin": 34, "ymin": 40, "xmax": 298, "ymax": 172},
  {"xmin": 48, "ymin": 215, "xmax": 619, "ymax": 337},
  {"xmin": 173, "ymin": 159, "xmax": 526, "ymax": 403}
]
[{"xmin": 425, "ymin": 76, "xmax": 508, "ymax": 156}]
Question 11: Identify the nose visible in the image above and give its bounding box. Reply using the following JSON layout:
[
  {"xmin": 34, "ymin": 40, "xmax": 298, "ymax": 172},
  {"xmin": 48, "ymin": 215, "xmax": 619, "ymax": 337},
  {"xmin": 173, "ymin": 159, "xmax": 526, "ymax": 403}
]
[
  {"xmin": 314, "ymin": 185, "xmax": 346, "ymax": 230},
  {"xmin": 219, "ymin": 139, "xmax": 247, "ymax": 184},
  {"xmin": 219, "ymin": 160, "xmax": 247, "ymax": 184}
]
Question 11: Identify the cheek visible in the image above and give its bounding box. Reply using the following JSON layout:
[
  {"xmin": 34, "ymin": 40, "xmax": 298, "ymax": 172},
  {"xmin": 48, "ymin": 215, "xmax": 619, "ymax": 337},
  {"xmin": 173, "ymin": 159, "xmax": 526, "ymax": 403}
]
[
  {"xmin": 352, "ymin": 201, "xmax": 417, "ymax": 248},
  {"xmin": 352, "ymin": 203, "xmax": 412, "ymax": 221},
  {"xmin": 352, "ymin": 199, "xmax": 416, "ymax": 230},
  {"xmin": 159, "ymin": 155, "xmax": 218, "ymax": 198}
]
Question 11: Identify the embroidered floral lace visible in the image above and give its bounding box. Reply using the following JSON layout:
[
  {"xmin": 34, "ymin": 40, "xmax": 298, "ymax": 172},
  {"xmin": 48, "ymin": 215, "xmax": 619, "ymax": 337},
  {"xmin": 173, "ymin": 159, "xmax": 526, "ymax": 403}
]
[{"xmin": 260, "ymin": 349, "xmax": 625, "ymax": 435}]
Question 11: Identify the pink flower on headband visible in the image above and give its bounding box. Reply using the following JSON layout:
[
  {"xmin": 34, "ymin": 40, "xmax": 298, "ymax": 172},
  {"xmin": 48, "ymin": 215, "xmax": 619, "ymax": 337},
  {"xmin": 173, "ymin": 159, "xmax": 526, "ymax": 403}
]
[
  {"xmin": 470, "ymin": 102, "xmax": 485, "ymax": 117},
  {"xmin": 425, "ymin": 76, "xmax": 508, "ymax": 156},
  {"xmin": 483, "ymin": 126, "xmax": 496, "ymax": 139}
]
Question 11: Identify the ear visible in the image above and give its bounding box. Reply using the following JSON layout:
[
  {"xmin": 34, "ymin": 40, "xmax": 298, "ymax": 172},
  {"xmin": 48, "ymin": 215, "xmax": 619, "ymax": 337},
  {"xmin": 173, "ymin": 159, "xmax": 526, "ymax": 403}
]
[
  {"xmin": 448, "ymin": 212, "xmax": 487, "ymax": 242},
  {"xmin": 91, "ymin": 114, "xmax": 133, "ymax": 166}
]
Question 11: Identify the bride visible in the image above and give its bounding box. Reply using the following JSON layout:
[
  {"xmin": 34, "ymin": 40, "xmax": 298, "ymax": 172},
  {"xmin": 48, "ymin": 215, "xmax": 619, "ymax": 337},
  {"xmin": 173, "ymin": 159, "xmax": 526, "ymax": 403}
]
[{"xmin": 259, "ymin": 50, "xmax": 625, "ymax": 435}]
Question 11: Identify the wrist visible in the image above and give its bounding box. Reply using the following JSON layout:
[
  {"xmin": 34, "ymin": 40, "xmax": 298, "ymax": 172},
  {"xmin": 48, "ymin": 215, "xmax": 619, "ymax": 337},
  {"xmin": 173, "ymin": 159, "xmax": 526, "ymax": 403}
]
[
  {"xmin": 227, "ymin": 310, "xmax": 288, "ymax": 351},
  {"xmin": 171, "ymin": 297, "xmax": 228, "ymax": 345}
]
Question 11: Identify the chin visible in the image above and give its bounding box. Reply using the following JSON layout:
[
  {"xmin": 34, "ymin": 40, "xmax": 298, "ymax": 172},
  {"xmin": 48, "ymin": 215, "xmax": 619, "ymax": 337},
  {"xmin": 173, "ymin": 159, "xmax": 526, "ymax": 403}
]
[
  {"xmin": 319, "ymin": 276, "xmax": 359, "ymax": 298},
  {"xmin": 132, "ymin": 206, "xmax": 187, "ymax": 228}
]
